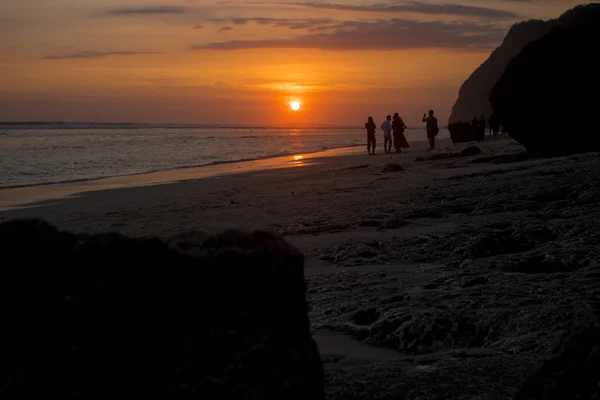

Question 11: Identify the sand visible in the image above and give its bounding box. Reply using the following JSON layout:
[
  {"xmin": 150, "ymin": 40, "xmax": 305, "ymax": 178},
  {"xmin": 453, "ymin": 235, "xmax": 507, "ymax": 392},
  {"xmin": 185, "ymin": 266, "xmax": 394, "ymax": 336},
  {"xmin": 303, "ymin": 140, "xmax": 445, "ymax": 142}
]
[{"xmin": 2, "ymin": 135, "xmax": 599, "ymax": 398}]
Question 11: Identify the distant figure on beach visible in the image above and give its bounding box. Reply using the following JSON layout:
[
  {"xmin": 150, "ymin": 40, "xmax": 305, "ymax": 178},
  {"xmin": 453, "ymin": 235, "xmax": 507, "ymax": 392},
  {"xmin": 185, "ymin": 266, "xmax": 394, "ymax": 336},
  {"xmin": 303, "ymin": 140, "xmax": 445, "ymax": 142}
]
[
  {"xmin": 392, "ymin": 112, "xmax": 409, "ymax": 153},
  {"xmin": 479, "ymin": 115, "xmax": 486, "ymax": 138},
  {"xmin": 365, "ymin": 116, "xmax": 377, "ymax": 155},
  {"xmin": 422, "ymin": 110, "xmax": 439, "ymax": 150},
  {"xmin": 381, "ymin": 115, "xmax": 392, "ymax": 153},
  {"xmin": 472, "ymin": 116, "xmax": 479, "ymax": 131},
  {"xmin": 489, "ymin": 113, "xmax": 500, "ymax": 138}
]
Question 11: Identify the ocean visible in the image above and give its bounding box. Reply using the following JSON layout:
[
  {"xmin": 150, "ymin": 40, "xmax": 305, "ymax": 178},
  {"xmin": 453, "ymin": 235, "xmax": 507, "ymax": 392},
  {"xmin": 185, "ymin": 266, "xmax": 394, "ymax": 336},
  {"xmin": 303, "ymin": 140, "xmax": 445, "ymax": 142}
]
[{"xmin": 0, "ymin": 126, "xmax": 450, "ymax": 189}]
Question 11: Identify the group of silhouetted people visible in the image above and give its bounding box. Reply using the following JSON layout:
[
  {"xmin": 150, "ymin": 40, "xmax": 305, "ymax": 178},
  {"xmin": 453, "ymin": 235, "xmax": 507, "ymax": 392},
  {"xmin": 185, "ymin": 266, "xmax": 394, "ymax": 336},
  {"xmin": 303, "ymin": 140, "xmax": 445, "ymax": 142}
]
[
  {"xmin": 472, "ymin": 114, "xmax": 501, "ymax": 138},
  {"xmin": 364, "ymin": 110, "xmax": 439, "ymax": 155}
]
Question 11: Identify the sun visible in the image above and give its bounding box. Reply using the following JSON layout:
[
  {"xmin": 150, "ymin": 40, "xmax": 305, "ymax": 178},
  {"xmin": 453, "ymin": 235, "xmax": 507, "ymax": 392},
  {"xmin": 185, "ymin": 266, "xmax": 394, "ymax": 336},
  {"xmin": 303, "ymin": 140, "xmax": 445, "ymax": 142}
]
[{"xmin": 290, "ymin": 101, "xmax": 301, "ymax": 111}]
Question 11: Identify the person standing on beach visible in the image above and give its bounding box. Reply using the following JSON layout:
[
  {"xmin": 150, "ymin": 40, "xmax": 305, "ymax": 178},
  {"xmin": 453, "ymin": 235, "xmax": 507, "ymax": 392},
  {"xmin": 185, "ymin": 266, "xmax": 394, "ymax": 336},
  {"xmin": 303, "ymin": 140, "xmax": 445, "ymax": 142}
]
[
  {"xmin": 365, "ymin": 116, "xmax": 377, "ymax": 155},
  {"xmin": 479, "ymin": 115, "xmax": 486, "ymax": 138},
  {"xmin": 381, "ymin": 115, "xmax": 392, "ymax": 154},
  {"xmin": 392, "ymin": 112, "xmax": 409, "ymax": 153},
  {"xmin": 422, "ymin": 109, "xmax": 439, "ymax": 150}
]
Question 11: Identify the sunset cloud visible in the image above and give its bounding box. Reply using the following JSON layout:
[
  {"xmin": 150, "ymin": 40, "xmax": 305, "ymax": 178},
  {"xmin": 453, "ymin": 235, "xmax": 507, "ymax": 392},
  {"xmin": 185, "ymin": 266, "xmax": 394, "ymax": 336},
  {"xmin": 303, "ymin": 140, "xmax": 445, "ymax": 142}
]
[
  {"xmin": 194, "ymin": 19, "xmax": 507, "ymax": 51},
  {"xmin": 208, "ymin": 17, "xmax": 336, "ymax": 30},
  {"xmin": 45, "ymin": 51, "xmax": 160, "ymax": 60},
  {"xmin": 251, "ymin": 1, "xmax": 519, "ymax": 19},
  {"xmin": 105, "ymin": 6, "xmax": 189, "ymax": 16}
]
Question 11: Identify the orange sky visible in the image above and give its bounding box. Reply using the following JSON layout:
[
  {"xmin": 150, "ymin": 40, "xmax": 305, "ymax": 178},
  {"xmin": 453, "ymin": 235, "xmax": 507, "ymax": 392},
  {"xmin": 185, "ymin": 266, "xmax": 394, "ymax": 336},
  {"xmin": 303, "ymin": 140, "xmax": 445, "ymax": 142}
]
[{"xmin": 0, "ymin": 0, "xmax": 586, "ymax": 126}]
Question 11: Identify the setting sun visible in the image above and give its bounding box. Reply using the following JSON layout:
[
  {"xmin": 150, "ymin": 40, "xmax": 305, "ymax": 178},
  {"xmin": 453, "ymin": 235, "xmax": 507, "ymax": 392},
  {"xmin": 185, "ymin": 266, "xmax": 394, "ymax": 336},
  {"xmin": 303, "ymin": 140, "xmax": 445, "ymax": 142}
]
[{"xmin": 290, "ymin": 102, "xmax": 301, "ymax": 111}]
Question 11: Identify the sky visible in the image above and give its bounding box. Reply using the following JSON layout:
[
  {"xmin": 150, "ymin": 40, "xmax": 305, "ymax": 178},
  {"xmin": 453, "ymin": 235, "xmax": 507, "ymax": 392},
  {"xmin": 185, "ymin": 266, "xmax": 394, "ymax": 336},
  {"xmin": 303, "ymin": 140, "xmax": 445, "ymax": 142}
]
[{"xmin": 0, "ymin": 0, "xmax": 587, "ymax": 126}]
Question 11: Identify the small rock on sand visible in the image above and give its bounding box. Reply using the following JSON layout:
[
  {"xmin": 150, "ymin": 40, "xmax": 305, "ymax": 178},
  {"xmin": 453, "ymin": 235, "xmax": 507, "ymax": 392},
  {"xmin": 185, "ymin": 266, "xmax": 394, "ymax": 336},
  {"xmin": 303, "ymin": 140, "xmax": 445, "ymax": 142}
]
[
  {"xmin": 460, "ymin": 146, "xmax": 482, "ymax": 157},
  {"xmin": 381, "ymin": 164, "xmax": 404, "ymax": 173}
]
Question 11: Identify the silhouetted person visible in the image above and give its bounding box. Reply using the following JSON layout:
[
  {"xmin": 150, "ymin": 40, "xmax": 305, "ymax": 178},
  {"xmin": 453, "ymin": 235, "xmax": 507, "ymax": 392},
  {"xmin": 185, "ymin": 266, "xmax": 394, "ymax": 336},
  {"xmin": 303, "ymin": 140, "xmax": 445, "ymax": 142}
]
[
  {"xmin": 479, "ymin": 115, "xmax": 486, "ymax": 138},
  {"xmin": 365, "ymin": 116, "xmax": 376, "ymax": 155},
  {"xmin": 381, "ymin": 115, "xmax": 392, "ymax": 153},
  {"xmin": 488, "ymin": 113, "xmax": 500, "ymax": 138},
  {"xmin": 392, "ymin": 112, "xmax": 409, "ymax": 153},
  {"xmin": 422, "ymin": 109, "xmax": 439, "ymax": 150}
]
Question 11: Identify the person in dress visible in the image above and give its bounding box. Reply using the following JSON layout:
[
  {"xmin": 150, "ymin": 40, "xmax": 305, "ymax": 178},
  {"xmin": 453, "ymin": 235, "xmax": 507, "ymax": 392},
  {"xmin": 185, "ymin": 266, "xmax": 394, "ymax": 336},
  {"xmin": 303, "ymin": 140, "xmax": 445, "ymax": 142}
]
[{"xmin": 392, "ymin": 112, "xmax": 409, "ymax": 153}]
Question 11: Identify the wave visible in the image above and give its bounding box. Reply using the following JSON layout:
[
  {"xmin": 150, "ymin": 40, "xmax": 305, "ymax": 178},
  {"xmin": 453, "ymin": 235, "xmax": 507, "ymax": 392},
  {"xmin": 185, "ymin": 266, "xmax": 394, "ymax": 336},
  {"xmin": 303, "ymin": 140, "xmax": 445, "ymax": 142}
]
[{"xmin": 0, "ymin": 144, "xmax": 362, "ymax": 190}]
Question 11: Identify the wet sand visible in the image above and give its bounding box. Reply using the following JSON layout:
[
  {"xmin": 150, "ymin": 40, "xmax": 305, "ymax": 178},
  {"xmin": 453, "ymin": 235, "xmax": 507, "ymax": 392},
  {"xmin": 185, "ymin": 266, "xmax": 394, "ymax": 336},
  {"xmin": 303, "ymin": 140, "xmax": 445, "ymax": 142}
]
[{"xmin": 2, "ymin": 135, "xmax": 599, "ymax": 398}]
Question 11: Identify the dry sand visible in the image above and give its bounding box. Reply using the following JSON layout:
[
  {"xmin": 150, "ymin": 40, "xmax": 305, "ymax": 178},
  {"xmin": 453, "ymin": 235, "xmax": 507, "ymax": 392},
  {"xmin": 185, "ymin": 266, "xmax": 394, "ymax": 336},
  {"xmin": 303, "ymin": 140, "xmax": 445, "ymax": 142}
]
[{"xmin": 2, "ymin": 135, "xmax": 599, "ymax": 399}]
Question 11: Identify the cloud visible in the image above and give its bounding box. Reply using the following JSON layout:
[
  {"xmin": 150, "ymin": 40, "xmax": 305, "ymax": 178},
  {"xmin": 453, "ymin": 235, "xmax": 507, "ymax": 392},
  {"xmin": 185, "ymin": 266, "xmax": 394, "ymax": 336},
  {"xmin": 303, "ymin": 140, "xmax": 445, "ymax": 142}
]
[
  {"xmin": 105, "ymin": 6, "xmax": 188, "ymax": 16},
  {"xmin": 218, "ymin": 26, "xmax": 234, "ymax": 32},
  {"xmin": 209, "ymin": 17, "xmax": 336, "ymax": 30},
  {"xmin": 193, "ymin": 24, "xmax": 203, "ymax": 29},
  {"xmin": 252, "ymin": 1, "xmax": 518, "ymax": 19},
  {"xmin": 193, "ymin": 19, "xmax": 507, "ymax": 51},
  {"xmin": 45, "ymin": 51, "xmax": 160, "ymax": 60}
]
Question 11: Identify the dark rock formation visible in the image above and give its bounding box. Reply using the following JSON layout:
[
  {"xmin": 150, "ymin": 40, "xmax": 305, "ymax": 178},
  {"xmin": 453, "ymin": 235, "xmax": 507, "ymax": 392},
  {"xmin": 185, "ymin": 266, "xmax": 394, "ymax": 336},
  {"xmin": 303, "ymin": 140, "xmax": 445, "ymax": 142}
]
[
  {"xmin": 449, "ymin": 20, "xmax": 552, "ymax": 124},
  {"xmin": 514, "ymin": 323, "xmax": 600, "ymax": 400},
  {"xmin": 490, "ymin": 4, "xmax": 600, "ymax": 156},
  {"xmin": 450, "ymin": 3, "xmax": 600, "ymax": 126},
  {"xmin": 0, "ymin": 219, "xmax": 324, "ymax": 399},
  {"xmin": 448, "ymin": 122, "xmax": 484, "ymax": 143}
]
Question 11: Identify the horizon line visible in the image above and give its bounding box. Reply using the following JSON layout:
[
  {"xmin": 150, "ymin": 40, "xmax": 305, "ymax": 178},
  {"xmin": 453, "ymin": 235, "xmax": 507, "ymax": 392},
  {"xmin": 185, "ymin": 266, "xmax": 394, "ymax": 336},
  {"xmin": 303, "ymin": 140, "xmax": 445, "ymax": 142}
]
[{"xmin": 0, "ymin": 121, "xmax": 441, "ymax": 130}]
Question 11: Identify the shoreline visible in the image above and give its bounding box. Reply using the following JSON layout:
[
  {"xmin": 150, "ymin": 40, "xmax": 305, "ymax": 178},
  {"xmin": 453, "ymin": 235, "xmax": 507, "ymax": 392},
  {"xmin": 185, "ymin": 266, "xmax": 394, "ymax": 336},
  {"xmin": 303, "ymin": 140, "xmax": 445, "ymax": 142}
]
[
  {"xmin": 0, "ymin": 145, "xmax": 367, "ymax": 210},
  {"xmin": 0, "ymin": 134, "xmax": 453, "ymax": 211}
]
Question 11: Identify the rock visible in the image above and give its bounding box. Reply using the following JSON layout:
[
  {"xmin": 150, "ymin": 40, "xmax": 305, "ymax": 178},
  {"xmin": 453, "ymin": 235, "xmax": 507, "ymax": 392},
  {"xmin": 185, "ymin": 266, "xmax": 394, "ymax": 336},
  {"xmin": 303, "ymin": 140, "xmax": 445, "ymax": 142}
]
[
  {"xmin": 0, "ymin": 219, "xmax": 325, "ymax": 399},
  {"xmin": 449, "ymin": 19, "xmax": 553, "ymax": 124},
  {"xmin": 448, "ymin": 122, "xmax": 484, "ymax": 143},
  {"xmin": 349, "ymin": 308, "xmax": 380, "ymax": 326},
  {"xmin": 358, "ymin": 248, "xmax": 379, "ymax": 258},
  {"xmin": 514, "ymin": 323, "xmax": 600, "ymax": 399},
  {"xmin": 490, "ymin": 4, "xmax": 600, "ymax": 156},
  {"xmin": 378, "ymin": 217, "xmax": 410, "ymax": 230},
  {"xmin": 381, "ymin": 163, "xmax": 404, "ymax": 173},
  {"xmin": 461, "ymin": 276, "xmax": 488, "ymax": 288},
  {"xmin": 460, "ymin": 146, "xmax": 482, "ymax": 157},
  {"xmin": 358, "ymin": 219, "xmax": 381, "ymax": 227},
  {"xmin": 451, "ymin": 4, "xmax": 600, "ymax": 130}
]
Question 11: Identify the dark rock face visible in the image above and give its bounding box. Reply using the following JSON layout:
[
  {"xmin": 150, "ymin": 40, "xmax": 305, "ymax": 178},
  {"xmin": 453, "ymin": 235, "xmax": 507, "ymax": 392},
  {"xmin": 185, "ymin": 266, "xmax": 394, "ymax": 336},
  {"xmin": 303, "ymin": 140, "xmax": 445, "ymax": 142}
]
[
  {"xmin": 450, "ymin": 3, "xmax": 600, "ymax": 126},
  {"xmin": 514, "ymin": 323, "xmax": 600, "ymax": 400},
  {"xmin": 0, "ymin": 219, "xmax": 324, "ymax": 399},
  {"xmin": 490, "ymin": 4, "xmax": 600, "ymax": 156},
  {"xmin": 449, "ymin": 19, "xmax": 552, "ymax": 124},
  {"xmin": 448, "ymin": 122, "xmax": 484, "ymax": 143}
]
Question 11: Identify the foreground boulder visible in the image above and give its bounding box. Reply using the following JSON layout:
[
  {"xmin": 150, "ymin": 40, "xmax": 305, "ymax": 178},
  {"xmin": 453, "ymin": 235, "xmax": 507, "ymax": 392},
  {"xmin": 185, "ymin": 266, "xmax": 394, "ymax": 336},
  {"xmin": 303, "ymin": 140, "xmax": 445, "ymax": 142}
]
[
  {"xmin": 0, "ymin": 219, "xmax": 324, "ymax": 399},
  {"xmin": 448, "ymin": 122, "xmax": 484, "ymax": 143},
  {"xmin": 490, "ymin": 4, "xmax": 600, "ymax": 156}
]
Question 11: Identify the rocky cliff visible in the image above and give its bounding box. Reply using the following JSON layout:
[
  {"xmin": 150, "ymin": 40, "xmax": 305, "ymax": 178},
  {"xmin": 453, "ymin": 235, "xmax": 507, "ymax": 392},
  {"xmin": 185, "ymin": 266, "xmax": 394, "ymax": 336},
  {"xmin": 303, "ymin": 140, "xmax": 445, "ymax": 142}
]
[
  {"xmin": 0, "ymin": 219, "xmax": 325, "ymax": 399},
  {"xmin": 449, "ymin": 4, "xmax": 600, "ymax": 125},
  {"xmin": 490, "ymin": 4, "xmax": 600, "ymax": 155},
  {"xmin": 448, "ymin": 20, "xmax": 551, "ymax": 124}
]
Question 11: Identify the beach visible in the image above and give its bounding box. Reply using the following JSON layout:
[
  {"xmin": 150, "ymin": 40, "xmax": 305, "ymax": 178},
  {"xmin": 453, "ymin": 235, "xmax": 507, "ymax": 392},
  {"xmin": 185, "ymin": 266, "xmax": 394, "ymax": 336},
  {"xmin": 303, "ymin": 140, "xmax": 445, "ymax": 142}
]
[{"xmin": 2, "ymin": 134, "xmax": 599, "ymax": 398}]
